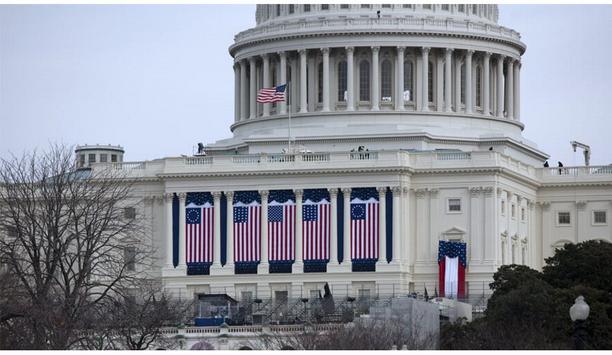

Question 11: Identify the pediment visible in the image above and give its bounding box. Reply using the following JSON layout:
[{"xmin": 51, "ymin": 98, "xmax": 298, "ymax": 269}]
[{"xmin": 441, "ymin": 226, "xmax": 466, "ymax": 236}]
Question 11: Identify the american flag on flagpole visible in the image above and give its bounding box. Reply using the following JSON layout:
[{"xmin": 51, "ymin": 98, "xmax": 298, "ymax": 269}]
[
  {"xmin": 257, "ymin": 84, "xmax": 287, "ymax": 103},
  {"xmin": 268, "ymin": 190, "xmax": 296, "ymax": 263},
  {"xmin": 233, "ymin": 191, "xmax": 261, "ymax": 263},
  {"xmin": 303, "ymin": 189, "xmax": 331, "ymax": 262},
  {"xmin": 186, "ymin": 203, "xmax": 214, "ymax": 264},
  {"xmin": 350, "ymin": 188, "xmax": 379, "ymax": 261}
]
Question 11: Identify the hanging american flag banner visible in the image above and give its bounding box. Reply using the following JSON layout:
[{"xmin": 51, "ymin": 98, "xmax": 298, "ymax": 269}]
[
  {"xmin": 233, "ymin": 191, "xmax": 261, "ymax": 264},
  {"xmin": 438, "ymin": 240, "xmax": 467, "ymax": 299},
  {"xmin": 350, "ymin": 188, "xmax": 379, "ymax": 261},
  {"xmin": 268, "ymin": 190, "xmax": 296, "ymax": 263},
  {"xmin": 303, "ymin": 189, "xmax": 330, "ymax": 262},
  {"xmin": 186, "ymin": 192, "xmax": 214, "ymax": 265}
]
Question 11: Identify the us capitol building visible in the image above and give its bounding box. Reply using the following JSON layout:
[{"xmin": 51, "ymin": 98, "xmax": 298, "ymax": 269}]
[{"xmin": 79, "ymin": 4, "xmax": 612, "ymax": 305}]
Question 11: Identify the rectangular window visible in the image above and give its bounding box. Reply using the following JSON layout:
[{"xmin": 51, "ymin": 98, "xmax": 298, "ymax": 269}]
[
  {"xmin": 423, "ymin": 4, "xmax": 432, "ymax": 10},
  {"xmin": 99, "ymin": 154, "xmax": 108, "ymax": 163},
  {"xmin": 124, "ymin": 247, "xmax": 136, "ymax": 271},
  {"xmin": 382, "ymin": 4, "xmax": 391, "ymax": 8},
  {"xmin": 88, "ymin": 154, "xmax": 96, "ymax": 163},
  {"xmin": 403, "ymin": 4, "xmax": 412, "ymax": 8},
  {"xmin": 361, "ymin": 4, "xmax": 371, "ymax": 9},
  {"xmin": 321, "ymin": 4, "xmax": 329, "ymax": 10},
  {"xmin": 594, "ymin": 210, "xmax": 607, "ymax": 224},
  {"xmin": 124, "ymin": 207, "xmax": 136, "ymax": 219},
  {"xmin": 441, "ymin": 4, "xmax": 450, "ymax": 11},
  {"xmin": 79, "ymin": 154, "xmax": 85, "ymax": 167},
  {"xmin": 501, "ymin": 200, "xmax": 506, "ymax": 215},
  {"xmin": 303, "ymin": 4, "xmax": 310, "ymax": 12},
  {"xmin": 458, "ymin": 4, "xmax": 465, "ymax": 12},
  {"xmin": 276, "ymin": 5, "xmax": 280, "ymax": 16},
  {"xmin": 289, "ymin": 4, "xmax": 294, "ymax": 14},
  {"xmin": 511, "ymin": 204, "xmax": 516, "ymax": 219},
  {"xmin": 111, "ymin": 154, "xmax": 117, "ymax": 162},
  {"xmin": 521, "ymin": 207, "xmax": 526, "ymax": 221},
  {"xmin": 448, "ymin": 198, "xmax": 462, "ymax": 213},
  {"xmin": 340, "ymin": 4, "xmax": 349, "ymax": 9},
  {"xmin": 558, "ymin": 212, "xmax": 571, "ymax": 225}
]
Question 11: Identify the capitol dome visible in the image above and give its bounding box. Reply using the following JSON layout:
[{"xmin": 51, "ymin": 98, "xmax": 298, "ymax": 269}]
[{"xmin": 210, "ymin": 4, "xmax": 543, "ymax": 163}]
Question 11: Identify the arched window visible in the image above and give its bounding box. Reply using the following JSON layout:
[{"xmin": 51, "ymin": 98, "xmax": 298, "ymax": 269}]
[
  {"xmin": 359, "ymin": 60, "xmax": 370, "ymax": 101},
  {"xmin": 304, "ymin": 4, "xmax": 310, "ymax": 12},
  {"xmin": 276, "ymin": 4, "xmax": 280, "ymax": 16},
  {"xmin": 460, "ymin": 62, "xmax": 466, "ymax": 104},
  {"xmin": 476, "ymin": 65, "xmax": 482, "ymax": 107},
  {"xmin": 458, "ymin": 4, "xmax": 465, "ymax": 13},
  {"xmin": 403, "ymin": 60, "xmax": 414, "ymax": 101},
  {"xmin": 337, "ymin": 60, "xmax": 347, "ymax": 102},
  {"xmin": 289, "ymin": 4, "xmax": 294, "ymax": 14},
  {"xmin": 317, "ymin": 62, "xmax": 323, "ymax": 103},
  {"xmin": 381, "ymin": 59, "xmax": 392, "ymax": 101}
]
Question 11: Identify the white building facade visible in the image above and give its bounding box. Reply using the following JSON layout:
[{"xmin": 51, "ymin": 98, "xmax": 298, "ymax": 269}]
[{"xmin": 86, "ymin": 4, "xmax": 612, "ymax": 304}]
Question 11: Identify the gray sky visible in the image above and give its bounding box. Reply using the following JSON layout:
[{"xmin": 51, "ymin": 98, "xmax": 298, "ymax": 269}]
[{"xmin": 1, "ymin": 4, "xmax": 612, "ymax": 166}]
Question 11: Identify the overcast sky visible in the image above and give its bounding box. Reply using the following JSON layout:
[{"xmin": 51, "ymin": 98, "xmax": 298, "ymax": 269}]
[{"xmin": 1, "ymin": 4, "xmax": 612, "ymax": 166}]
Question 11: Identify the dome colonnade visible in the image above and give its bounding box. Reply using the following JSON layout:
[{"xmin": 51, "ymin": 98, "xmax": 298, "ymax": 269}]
[{"xmin": 232, "ymin": 47, "xmax": 521, "ymax": 121}]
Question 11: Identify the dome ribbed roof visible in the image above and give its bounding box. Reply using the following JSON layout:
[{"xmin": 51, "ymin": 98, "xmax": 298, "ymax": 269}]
[{"xmin": 255, "ymin": 4, "xmax": 498, "ymax": 26}]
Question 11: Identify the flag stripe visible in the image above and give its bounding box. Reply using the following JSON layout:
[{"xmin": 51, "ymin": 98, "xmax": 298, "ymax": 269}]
[
  {"xmin": 186, "ymin": 206, "xmax": 214, "ymax": 264},
  {"xmin": 350, "ymin": 201, "xmax": 379, "ymax": 260}
]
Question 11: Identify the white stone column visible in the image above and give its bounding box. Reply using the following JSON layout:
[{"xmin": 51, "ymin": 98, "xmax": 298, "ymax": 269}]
[
  {"xmin": 328, "ymin": 188, "xmax": 339, "ymax": 265},
  {"xmin": 234, "ymin": 63, "xmax": 240, "ymax": 122},
  {"xmin": 377, "ymin": 187, "xmax": 387, "ymax": 265},
  {"xmin": 293, "ymin": 189, "xmax": 304, "ymax": 273},
  {"xmin": 249, "ymin": 57, "xmax": 257, "ymax": 119},
  {"xmin": 465, "ymin": 50, "xmax": 474, "ymax": 114},
  {"xmin": 371, "ymin": 46, "xmax": 380, "ymax": 111},
  {"xmin": 279, "ymin": 51, "xmax": 287, "ymax": 115},
  {"xmin": 396, "ymin": 46, "xmax": 405, "ymax": 111},
  {"xmin": 454, "ymin": 53, "xmax": 462, "ymax": 112},
  {"xmin": 259, "ymin": 190, "xmax": 269, "ymax": 274},
  {"xmin": 178, "ymin": 192, "xmax": 187, "ymax": 269},
  {"xmin": 483, "ymin": 52, "xmax": 491, "ymax": 116},
  {"xmin": 436, "ymin": 52, "xmax": 444, "ymax": 112},
  {"xmin": 225, "ymin": 191, "xmax": 234, "ymax": 267},
  {"xmin": 240, "ymin": 60, "xmax": 248, "ymax": 121},
  {"xmin": 164, "ymin": 193, "xmax": 174, "ymax": 268},
  {"xmin": 421, "ymin": 47, "xmax": 430, "ymax": 111},
  {"xmin": 322, "ymin": 48, "xmax": 330, "ymax": 112},
  {"xmin": 262, "ymin": 54, "xmax": 271, "ymax": 117},
  {"xmin": 212, "ymin": 192, "xmax": 222, "ymax": 268},
  {"xmin": 346, "ymin": 47, "xmax": 355, "ymax": 111},
  {"xmin": 391, "ymin": 187, "xmax": 401, "ymax": 264},
  {"xmin": 299, "ymin": 49, "xmax": 308, "ymax": 113},
  {"xmin": 445, "ymin": 48, "xmax": 453, "ymax": 112},
  {"xmin": 507, "ymin": 57, "xmax": 514, "ymax": 120},
  {"xmin": 515, "ymin": 62, "xmax": 521, "ymax": 120},
  {"xmin": 496, "ymin": 55, "xmax": 505, "ymax": 118},
  {"xmin": 342, "ymin": 188, "xmax": 351, "ymax": 265}
]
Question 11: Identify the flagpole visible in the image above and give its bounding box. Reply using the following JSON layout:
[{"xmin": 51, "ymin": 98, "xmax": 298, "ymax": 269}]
[{"xmin": 287, "ymin": 80, "xmax": 291, "ymax": 154}]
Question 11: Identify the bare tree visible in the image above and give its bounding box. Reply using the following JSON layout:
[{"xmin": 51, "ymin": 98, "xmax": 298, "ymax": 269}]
[
  {"xmin": 78, "ymin": 281, "xmax": 193, "ymax": 350},
  {"xmin": 0, "ymin": 144, "xmax": 152, "ymax": 349}
]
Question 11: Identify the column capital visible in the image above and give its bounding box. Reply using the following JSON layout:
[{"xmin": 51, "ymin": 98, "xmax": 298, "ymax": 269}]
[
  {"xmin": 224, "ymin": 191, "xmax": 234, "ymax": 199},
  {"xmin": 484, "ymin": 51, "xmax": 492, "ymax": 58},
  {"xmin": 505, "ymin": 56, "xmax": 515, "ymax": 64},
  {"xmin": 177, "ymin": 192, "xmax": 187, "ymax": 201},
  {"xmin": 371, "ymin": 46, "xmax": 380, "ymax": 53},
  {"xmin": 260, "ymin": 53, "xmax": 269, "ymax": 60},
  {"xmin": 445, "ymin": 47, "xmax": 454, "ymax": 56},
  {"xmin": 298, "ymin": 48, "xmax": 307, "ymax": 55},
  {"xmin": 293, "ymin": 188, "xmax": 304, "ymax": 197},
  {"xmin": 396, "ymin": 46, "xmax": 405, "ymax": 53},
  {"xmin": 212, "ymin": 191, "xmax": 222, "ymax": 199},
  {"xmin": 429, "ymin": 188, "xmax": 439, "ymax": 198},
  {"xmin": 320, "ymin": 47, "xmax": 330, "ymax": 54},
  {"xmin": 414, "ymin": 188, "xmax": 428, "ymax": 199},
  {"xmin": 277, "ymin": 50, "xmax": 286, "ymax": 58},
  {"xmin": 466, "ymin": 49, "xmax": 475, "ymax": 56},
  {"xmin": 469, "ymin": 187, "xmax": 482, "ymax": 197},
  {"xmin": 483, "ymin": 186, "xmax": 494, "ymax": 197},
  {"xmin": 248, "ymin": 56, "xmax": 256, "ymax": 64},
  {"xmin": 422, "ymin": 46, "xmax": 431, "ymax": 54},
  {"xmin": 341, "ymin": 187, "xmax": 352, "ymax": 195},
  {"xmin": 376, "ymin": 186, "xmax": 387, "ymax": 195},
  {"xmin": 497, "ymin": 53, "xmax": 506, "ymax": 61},
  {"xmin": 391, "ymin": 186, "xmax": 402, "ymax": 194},
  {"xmin": 345, "ymin": 46, "xmax": 354, "ymax": 53},
  {"xmin": 259, "ymin": 190, "xmax": 269, "ymax": 199},
  {"xmin": 328, "ymin": 188, "xmax": 338, "ymax": 197},
  {"xmin": 163, "ymin": 192, "xmax": 174, "ymax": 202}
]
